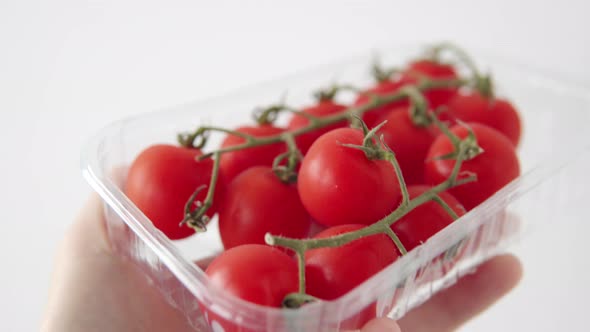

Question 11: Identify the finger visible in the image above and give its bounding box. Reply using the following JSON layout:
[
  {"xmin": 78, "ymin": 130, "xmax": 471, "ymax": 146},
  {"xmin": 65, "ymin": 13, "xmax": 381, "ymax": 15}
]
[
  {"xmin": 65, "ymin": 193, "xmax": 112, "ymax": 255},
  {"xmin": 43, "ymin": 194, "xmax": 109, "ymax": 302},
  {"xmin": 398, "ymin": 254, "xmax": 522, "ymax": 332},
  {"xmin": 41, "ymin": 195, "xmax": 194, "ymax": 332},
  {"xmin": 361, "ymin": 317, "xmax": 402, "ymax": 332}
]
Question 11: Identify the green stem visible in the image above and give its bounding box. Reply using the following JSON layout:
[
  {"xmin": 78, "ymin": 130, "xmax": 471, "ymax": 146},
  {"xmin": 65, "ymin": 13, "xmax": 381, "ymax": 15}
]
[
  {"xmin": 430, "ymin": 112, "xmax": 462, "ymax": 146},
  {"xmin": 296, "ymin": 251, "xmax": 305, "ymax": 293},
  {"xmin": 384, "ymin": 226, "xmax": 408, "ymax": 255},
  {"xmin": 266, "ymin": 176, "xmax": 472, "ymax": 252},
  {"xmin": 255, "ymin": 104, "xmax": 311, "ymax": 125},
  {"xmin": 383, "ymin": 151, "xmax": 410, "ymax": 206},
  {"xmin": 372, "ymin": 60, "xmax": 401, "ymax": 82},
  {"xmin": 190, "ymin": 78, "xmax": 465, "ymax": 159},
  {"xmin": 429, "ymin": 42, "xmax": 494, "ymax": 98},
  {"xmin": 204, "ymin": 126, "xmax": 256, "ymax": 141},
  {"xmin": 182, "ymin": 152, "xmax": 221, "ymax": 231},
  {"xmin": 431, "ymin": 42, "xmax": 481, "ymax": 79},
  {"xmin": 272, "ymin": 133, "xmax": 301, "ymax": 183},
  {"xmin": 399, "ymin": 85, "xmax": 431, "ymax": 127},
  {"xmin": 432, "ymin": 194, "xmax": 460, "ymax": 220},
  {"xmin": 283, "ymin": 133, "xmax": 301, "ymax": 169},
  {"xmin": 181, "ymin": 185, "xmax": 206, "ymax": 225},
  {"xmin": 447, "ymin": 143, "xmax": 469, "ymax": 181}
]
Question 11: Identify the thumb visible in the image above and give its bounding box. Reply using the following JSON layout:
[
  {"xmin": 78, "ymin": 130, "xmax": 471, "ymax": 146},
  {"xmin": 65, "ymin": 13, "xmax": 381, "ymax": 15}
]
[{"xmin": 361, "ymin": 317, "xmax": 402, "ymax": 332}]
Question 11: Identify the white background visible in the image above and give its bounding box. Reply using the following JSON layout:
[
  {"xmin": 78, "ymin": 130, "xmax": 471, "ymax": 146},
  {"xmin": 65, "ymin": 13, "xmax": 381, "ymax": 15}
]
[{"xmin": 1, "ymin": 1, "xmax": 590, "ymax": 331}]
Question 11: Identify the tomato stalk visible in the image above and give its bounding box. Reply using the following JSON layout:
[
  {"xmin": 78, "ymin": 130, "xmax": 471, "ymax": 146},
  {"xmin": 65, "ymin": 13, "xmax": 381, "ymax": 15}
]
[
  {"xmin": 265, "ymin": 162, "xmax": 474, "ymax": 253},
  {"xmin": 180, "ymin": 151, "xmax": 222, "ymax": 232},
  {"xmin": 372, "ymin": 59, "xmax": 401, "ymax": 82},
  {"xmin": 312, "ymin": 84, "xmax": 360, "ymax": 102},
  {"xmin": 432, "ymin": 194, "xmax": 460, "ymax": 220},
  {"xmin": 427, "ymin": 42, "xmax": 495, "ymax": 98},
  {"xmin": 383, "ymin": 227, "xmax": 408, "ymax": 255},
  {"xmin": 272, "ymin": 133, "xmax": 302, "ymax": 183},
  {"xmin": 179, "ymin": 77, "xmax": 465, "ymax": 160},
  {"xmin": 429, "ymin": 113, "xmax": 484, "ymax": 161},
  {"xmin": 399, "ymin": 85, "xmax": 431, "ymax": 127},
  {"xmin": 340, "ymin": 118, "xmax": 411, "ymax": 207},
  {"xmin": 256, "ymin": 104, "xmax": 322, "ymax": 127},
  {"xmin": 254, "ymin": 103, "xmax": 298, "ymax": 126}
]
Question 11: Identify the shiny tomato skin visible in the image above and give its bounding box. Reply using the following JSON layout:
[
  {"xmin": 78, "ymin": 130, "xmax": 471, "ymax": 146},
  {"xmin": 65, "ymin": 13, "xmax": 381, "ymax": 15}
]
[
  {"xmin": 446, "ymin": 90, "xmax": 522, "ymax": 146},
  {"xmin": 218, "ymin": 166, "xmax": 311, "ymax": 249},
  {"xmin": 378, "ymin": 107, "xmax": 439, "ymax": 185},
  {"xmin": 125, "ymin": 144, "xmax": 221, "ymax": 240},
  {"xmin": 408, "ymin": 59, "xmax": 457, "ymax": 78},
  {"xmin": 354, "ymin": 74, "xmax": 416, "ymax": 128},
  {"xmin": 305, "ymin": 224, "xmax": 400, "ymax": 301},
  {"xmin": 205, "ymin": 244, "xmax": 299, "ymax": 307},
  {"xmin": 219, "ymin": 125, "xmax": 286, "ymax": 182},
  {"xmin": 298, "ymin": 128, "xmax": 401, "ymax": 227},
  {"xmin": 425, "ymin": 123, "xmax": 520, "ymax": 210},
  {"xmin": 406, "ymin": 60, "xmax": 459, "ymax": 108},
  {"xmin": 392, "ymin": 185, "xmax": 466, "ymax": 251},
  {"xmin": 287, "ymin": 100, "xmax": 348, "ymax": 154}
]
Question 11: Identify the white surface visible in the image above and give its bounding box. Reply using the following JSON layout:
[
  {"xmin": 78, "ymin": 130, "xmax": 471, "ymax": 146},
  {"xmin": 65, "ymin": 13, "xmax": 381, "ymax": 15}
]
[{"xmin": 1, "ymin": 1, "xmax": 589, "ymax": 331}]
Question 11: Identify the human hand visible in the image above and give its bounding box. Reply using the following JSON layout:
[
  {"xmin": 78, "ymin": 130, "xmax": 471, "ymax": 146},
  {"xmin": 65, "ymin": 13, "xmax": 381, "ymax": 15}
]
[{"xmin": 41, "ymin": 195, "xmax": 521, "ymax": 332}]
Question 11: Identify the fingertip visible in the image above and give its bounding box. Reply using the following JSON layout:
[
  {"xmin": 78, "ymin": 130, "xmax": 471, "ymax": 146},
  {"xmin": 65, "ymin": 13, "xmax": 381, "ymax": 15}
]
[
  {"xmin": 63, "ymin": 192, "xmax": 112, "ymax": 254},
  {"xmin": 76, "ymin": 192, "xmax": 105, "ymax": 222},
  {"xmin": 397, "ymin": 253, "xmax": 524, "ymax": 332},
  {"xmin": 362, "ymin": 317, "xmax": 401, "ymax": 332},
  {"xmin": 479, "ymin": 253, "xmax": 523, "ymax": 293}
]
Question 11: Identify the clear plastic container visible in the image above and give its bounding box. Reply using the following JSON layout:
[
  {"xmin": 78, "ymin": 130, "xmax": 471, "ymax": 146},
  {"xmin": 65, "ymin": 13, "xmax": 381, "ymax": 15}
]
[{"xmin": 81, "ymin": 44, "xmax": 590, "ymax": 332}]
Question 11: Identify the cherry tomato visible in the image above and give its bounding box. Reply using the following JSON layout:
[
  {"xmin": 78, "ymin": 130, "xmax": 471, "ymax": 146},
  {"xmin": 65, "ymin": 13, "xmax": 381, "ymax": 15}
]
[
  {"xmin": 287, "ymin": 100, "xmax": 348, "ymax": 154},
  {"xmin": 203, "ymin": 244, "xmax": 299, "ymax": 332},
  {"xmin": 446, "ymin": 90, "xmax": 522, "ymax": 146},
  {"xmin": 219, "ymin": 125, "xmax": 286, "ymax": 182},
  {"xmin": 391, "ymin": 185, "xmax": 466, "ymax": 251},
  {"xmin": 125, "ymin": 144, "xmax": 221, "ymax": 240},
  {"xmin": 353, "ymin": 74, "xmax": 415, "ymax": 128},
  {"xmin": 425, "ymin": 123, "xmax": 520, "ymax": 210},
  {"xmin": 305, "ymin": 224, "xmax": 400, "ymax": 327},
  {"xmin": 298, "ymin": 128, "xmax": 401, "ymax": 227},
  {"xmin": 218, "ymin": 166, "xmax": 311, "ymax": 249},
  {"xmin": 377, "ymin": 107, "xmax": 439, "ymax": 185},
  {"xmin": 405, "ymin": 59, "xmax": 458, "ymax": 108},
  {"xmin": 205, "ymin": 244, "xmax": 298, "ymax": 306},
  {"xmin": 305, "ymin": 224, "xmax": 400, "ymax": 298}
]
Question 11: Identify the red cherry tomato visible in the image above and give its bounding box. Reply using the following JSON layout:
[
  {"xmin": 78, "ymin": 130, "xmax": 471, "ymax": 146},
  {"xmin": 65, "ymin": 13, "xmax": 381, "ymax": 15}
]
[
  {"xmin": 298, "ymin": 128, "xmax": 401, "ymax": 227},
  {"xmin": 377, "ymin": 107, "xmax": 439, "ymax": 185},
  {"xmin": 219, "ymin": 125, "xmax": 285, "ymax": 182},
  {"xmin": 405, "ymin": 59, "xmax": 458, "ymax": 108},
  {"xmin": 446, "ymin": 90, "xmax": 522, "ymax": 146},
  {"xmin": 218, "ymin": 166, "xmax": 311, "ymax": 249},
  {"xmin": 305, "ymin": 224, "xmax": 400, "ymax": 327},
  {"xmin": 425, "ymin": 123, "xmax": 520, "ymax": 210},
  {"xmin": 408, "ymin": 59, "xmax": 457, "ymax": 78},
  {"xmin": 305, "ymin": 223, "xmax": 400, "ymax": 300},
  {"xmin": 287, "ymin": 100, "xmax": 348, "ymax": 154},
  {"xmin": 391, "ymin": 185, "xmax": 466, "ymax": 251},
  {"xmin": 203, "ymin": 244, "xmax": 299, "ymax": 332},
  {"xmin": 205, "ymin": 244, "xmax": 298, "ymax": 307},
  {"xmin": 353, "ymin": 74, "xmax": 415, "ymax": 128},
  {"xmin": 125, "ymin": 144, "xmax": 221, "ymax": 240}
]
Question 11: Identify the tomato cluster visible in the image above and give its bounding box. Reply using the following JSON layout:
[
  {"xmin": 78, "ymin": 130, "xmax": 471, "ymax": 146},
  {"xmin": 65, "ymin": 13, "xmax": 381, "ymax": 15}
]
[{"xmin": 124, "ymin": 45, "xmax": 523, "ymax": 330}]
